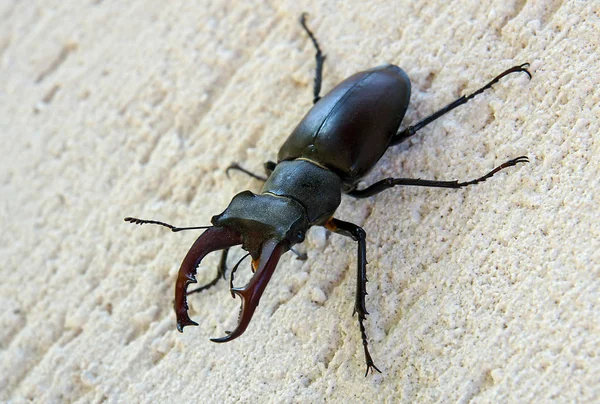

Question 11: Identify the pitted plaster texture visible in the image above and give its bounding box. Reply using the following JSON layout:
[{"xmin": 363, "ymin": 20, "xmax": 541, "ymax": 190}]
[{"xmin": 0, "ymin": 1, "xmax": 598, "ymax": 402}]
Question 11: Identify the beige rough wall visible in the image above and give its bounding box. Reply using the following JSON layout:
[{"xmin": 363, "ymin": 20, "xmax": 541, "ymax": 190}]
[{"xmin": 1, "ymin": 1, "xmax": 598, "ymax": 402}]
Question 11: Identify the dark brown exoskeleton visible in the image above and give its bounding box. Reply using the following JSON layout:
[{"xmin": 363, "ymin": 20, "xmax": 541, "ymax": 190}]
[{"xmin": 126, "ymin": 14, "xmax": 531, "ymax": 376}]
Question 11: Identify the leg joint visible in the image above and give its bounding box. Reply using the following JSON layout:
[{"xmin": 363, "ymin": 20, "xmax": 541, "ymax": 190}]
[{"xmin": 352, "ymin": 226, "xmax": 366, "ymax": 242}]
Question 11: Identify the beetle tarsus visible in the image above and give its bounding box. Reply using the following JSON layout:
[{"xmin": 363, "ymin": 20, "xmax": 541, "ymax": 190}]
[
  {"xmin": 392, "ymin": 63, "xmax": 532, "ymax": 146},
  {"xmin": 361, "ymin": 316, "xmax": 382, "ymax": 377},
  {"xmin": 358, "ymin": 310, "xmax": 381, "ymax": 376}
]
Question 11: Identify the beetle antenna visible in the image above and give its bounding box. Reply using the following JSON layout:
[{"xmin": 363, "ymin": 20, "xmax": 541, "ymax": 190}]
[{"xmin": 124, "ymin": 217, "xmax": 211, "ymax": 232}]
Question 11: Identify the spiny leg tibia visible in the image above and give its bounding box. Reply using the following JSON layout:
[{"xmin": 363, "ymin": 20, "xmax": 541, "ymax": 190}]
[{"xmin": 325, "ymin": 217, "xmax": 381, "ymax": 376}]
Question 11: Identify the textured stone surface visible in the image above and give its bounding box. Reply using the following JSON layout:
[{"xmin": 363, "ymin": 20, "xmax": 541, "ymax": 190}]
[{"xmin": 1, "ymin": 1, "xmax": 598, "ymax": 402}]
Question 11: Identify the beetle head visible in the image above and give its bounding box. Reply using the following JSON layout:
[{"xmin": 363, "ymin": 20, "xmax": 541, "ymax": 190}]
[
  {"xmin": 174, "ymin": 190, "xmax": 309, "ymax": 342},
  {"xmin": 212, "ymin": 190, "xmax": 309, "ymax": 257}
]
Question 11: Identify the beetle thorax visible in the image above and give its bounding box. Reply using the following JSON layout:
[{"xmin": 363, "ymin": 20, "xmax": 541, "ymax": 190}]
[{"xmin": 261, "ymin": 159, "xmax": 342, "ymax": 226}]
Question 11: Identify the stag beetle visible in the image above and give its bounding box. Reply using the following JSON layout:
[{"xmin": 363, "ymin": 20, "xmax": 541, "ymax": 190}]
[{"xmin": 126, "ymin": 14, "xmax": 530, "ymax": 376}]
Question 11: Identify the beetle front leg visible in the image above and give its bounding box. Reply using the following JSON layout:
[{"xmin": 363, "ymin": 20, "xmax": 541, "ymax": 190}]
[
  {"xmin": 325, "ymin": 218, "xmax": 381, "ymax": 376},
  {"xmin": 391, "ymin": 63, "xmax": 531, "ymax": 146}
]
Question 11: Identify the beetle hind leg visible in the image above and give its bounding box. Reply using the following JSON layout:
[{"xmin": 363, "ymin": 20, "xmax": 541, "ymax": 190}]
[
  {"xmin": 300, "ymin": 13, "xmax": 326, "ymax": 104},
  {"xmin": 391, "ymin": 63, "xmax": 532, "ymax": 146}
]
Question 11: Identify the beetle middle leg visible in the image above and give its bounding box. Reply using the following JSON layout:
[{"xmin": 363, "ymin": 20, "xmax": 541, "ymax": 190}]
[
  {"xmin": 347, "ymin": 156, "xmax": 528, "ymax": 198},
  {"xmin": 325, "ymin": 217, "xmax": 381, "ymax": 376},
  {"xmin": 300, "ymin": 13, "xmax": 326, "ymax": 104},
  {"xmin": 391, "ymin": 63, "xmax": 531, "ymax": 146}
]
